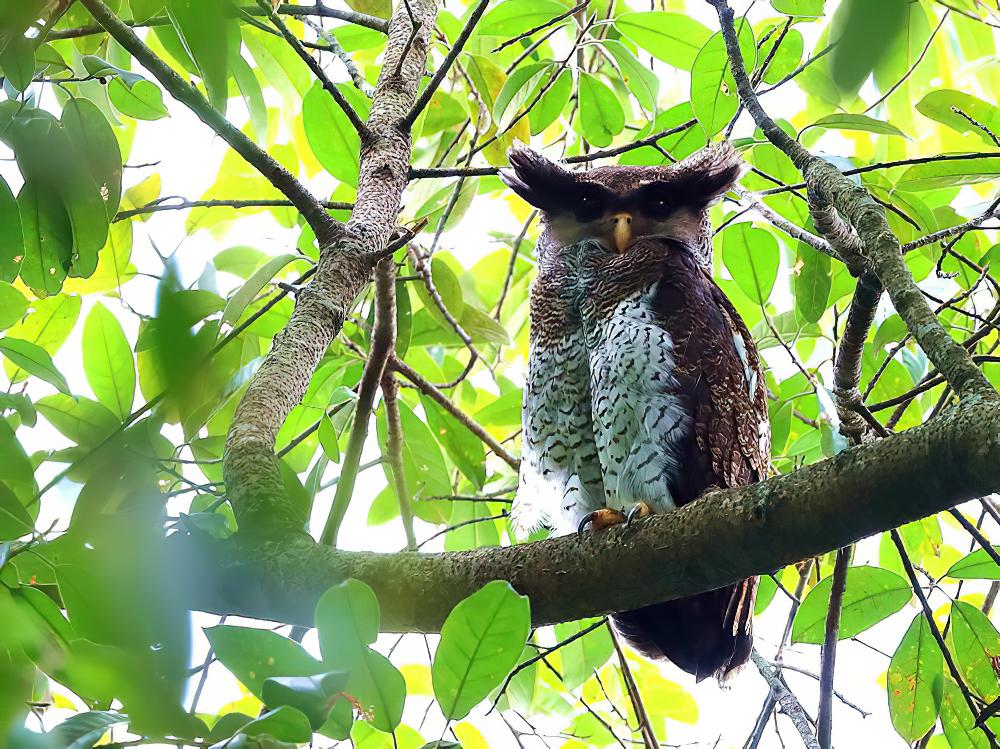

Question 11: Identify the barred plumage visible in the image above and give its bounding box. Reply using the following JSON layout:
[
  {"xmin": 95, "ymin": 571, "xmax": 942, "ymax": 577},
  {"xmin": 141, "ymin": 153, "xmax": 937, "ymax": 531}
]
[{"xmin": 506, "ymin": 143, "xmax": 770, "ymax": 681}]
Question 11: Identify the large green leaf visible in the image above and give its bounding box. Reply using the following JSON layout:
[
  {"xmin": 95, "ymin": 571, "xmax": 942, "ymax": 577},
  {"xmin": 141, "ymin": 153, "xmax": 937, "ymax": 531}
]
[
  {"xmin": 614, "ymin": 12, "xmax": 712, "ymax": 71},
  {"xmin": 478, "ymin": 0, "xmax": 566, "ymax": 37},
  {"xmin": 0, "ymin": 337, "xmax": 71, "ymax": 394},
  {"xmin": 165, "ymin": 0, "xmax": 231, "ymax": 113},
  {"xmin": 916, "ymin": 90, "xmax": 1000, "ymax": 147},
  {"xmin": 530, "ymin": 68, "xmax": 572, "ymax": 135},
  {"xmin": 303, "ymin": 81, "xmax": 371, "ymax": 187},
  {"xmin": 553, "ymin": 618, "xmax": 614, "ymax": 691},
  {"xmin": 897, "ymin": 157, "xmax": 1000, "ymax": 191},
  {"xmin": 794, "ymin": 244, "xmax": 831, "ymax": 323},
  {"xmin": 61, "ymin": 99, "xmax": 124, "ymax": 220},
  {"xmin": 221, "ymin": 253, "xmax": 302, "ymax": 327},
  {"xmin": 0, "ymin": 283, "xmax": 27, "ymax": 331},
  {"xmin": 0, "ymin": 175, "xmax": 24, "ymax": 282},
  {"xmin": 803, "ymin": 113, "xmax": 909, "ymax": 139},
  {"xmin": 690, "ymin": 22, "xmax": 755, "ymax": 137},
  {"xmin": 602, "ymin": 40, "xmax": 659, "ymax": 113},
  {"xmin": 83, "ymin": 303, "xmax": 135, "ymax": 419},
  {"xmin": 315, "ymin": 580, "xmax": 405, "ymax": 733},
  {"xmin": 720, "ymin": 224, "xmax": 780, "ymax": 305},
  {"xmin": 887, "ymin": 614, "xmax": 943, "ymax": 742},
  {"xmin": 578, "ymin": 73, "xmax": 625, "ymax": 148},
  {"xmin": 205, "ymin": 625, "xmax": 325, "ymax": 699},
  {"xmin": 945, "ymin": 546, "xmax": 1000, "ymax": 580},
  {"xmin": 951, "ymin": 600, "xmax": 1000, "ymax": 701},
  {"xmin": 0, "ymin": 483, "xmax": 33, "ymax": 541},
  {"xmin": 432, "ymin": 580, "xmax": 530, "ymax": 720},
  {"xmin": 791, "ymin": 565, "xmax": 911, "ymax": 643},
  {"xmin": 36, "ymin": 395, "xmax": 120, "ymax": 446},
  {"xmin": 16, "ymin": 182, "xmax": 72, "ymax": 296}
]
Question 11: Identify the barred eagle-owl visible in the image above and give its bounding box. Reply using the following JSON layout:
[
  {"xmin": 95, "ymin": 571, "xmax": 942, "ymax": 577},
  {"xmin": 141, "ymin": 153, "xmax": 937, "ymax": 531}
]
[{"xmin": 502, "ymin": 143, "xmax": 770, "ymax": 680}]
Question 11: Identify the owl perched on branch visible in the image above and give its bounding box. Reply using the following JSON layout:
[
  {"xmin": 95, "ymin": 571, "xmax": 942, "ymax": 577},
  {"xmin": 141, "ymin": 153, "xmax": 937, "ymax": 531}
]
[{"xmin": 503, "ymin": 143, "xmax": 770, "ymax": 681}]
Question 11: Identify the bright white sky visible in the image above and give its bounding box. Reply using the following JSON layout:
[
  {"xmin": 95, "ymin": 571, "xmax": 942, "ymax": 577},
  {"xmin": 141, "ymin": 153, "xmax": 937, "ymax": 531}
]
[{"xmin": 6, "ymin": 0, "xmax": 999, "ymax": 746}]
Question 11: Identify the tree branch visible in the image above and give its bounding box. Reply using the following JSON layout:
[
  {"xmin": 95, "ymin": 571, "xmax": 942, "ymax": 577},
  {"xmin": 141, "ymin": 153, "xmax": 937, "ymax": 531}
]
[
  {"xmin": 78, "ymin": 0, "xmax": 339, "ymax": 242},
  {"xmin": 177, "ymin": 398, "xmax": 1000, "ymax": 631},
  {"xmin": 255, "ymin": 0, "xmax": 369, "ymax": 136},
  {"xmin": 223, "ymin": 0, "xmax": 439, "ymax": 535},
  {"xmin": 706, "ymin": 0, "xmax": 996, "ymax": 401},
  {"xmin": 401, "ymin": 0, "xmax": 491, "ymax": 130}
]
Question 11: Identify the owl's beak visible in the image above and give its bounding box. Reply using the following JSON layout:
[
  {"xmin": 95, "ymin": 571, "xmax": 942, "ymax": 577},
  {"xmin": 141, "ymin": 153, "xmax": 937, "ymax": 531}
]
[{"xmin": 611, "ymin": 213, "xmax": 633, "ymax": 253}]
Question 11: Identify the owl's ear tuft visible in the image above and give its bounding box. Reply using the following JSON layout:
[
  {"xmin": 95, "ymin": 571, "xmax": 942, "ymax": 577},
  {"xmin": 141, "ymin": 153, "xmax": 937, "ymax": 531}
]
[
  {"xmin": 499, "ymin": 146, "xmax": 575, "ymax": 213},
  {"xmin": 670, "ymin": 142, "xmax": 746, "ymax": 210}
]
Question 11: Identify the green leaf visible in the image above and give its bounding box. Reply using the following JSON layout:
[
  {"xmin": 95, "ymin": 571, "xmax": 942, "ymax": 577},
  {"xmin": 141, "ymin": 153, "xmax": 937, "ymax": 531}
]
[
  {"xmin": 553, "ymin": 618, "xmax": 614, "ymax": 691},
  {"xmin": 16, "ymin": 182, "xmax": 72, "ymax": 296},
  {"xmin": 222, "ymin": 253, "xmax": 301, "ymax": 326},
  {"xmin": 493, "ymin": 63, "xmax": 548, "ymax": 126},
  {"xmin": 690, "ymin": 22, "xmax": 755, "ymax": 137},
  {"xmin": 50, "ymin": 711, "xmax": 128, "ymax": 749},
  {"xmin": 165, "ymin": 0, "xmax": 231, "ymax": 113},
  {"xmin": 804, "ymin": 113, "xmax": 909, "ymax": 139},
  {"xmin": 0, "ymin": 33, "xmax": 34, "ymax": 92},
  {"xmin": 916, "ymin": 90, "xmax": 1000, "ymax": 147},
  {"xmin": 83, "ymin": 303, "xmax": 135, "ymax": 419},
  {"xmin": 0, "ymin": 175, "xmax": 23, "ymax": 282},
  {"xmin": 230, "ymin": 47, "xmax": 268, "ymax": 141},
  {"xmin": 241, "ymin": 706, "xmax": 313, "ymax": 743},
  {"xmin": 261, "ymin": 672, "xmax": 349, "ymax": 729},
  {"xmin": 791, "ymin": 565, "xmax": 911, "ymax": 644},
  {"xmin": 0, "ymin": 337, "xmax": 71, "ymax": 394},
  {"xmin": 951, "ymin": 600, "xmax": 1000, "ymax": 701},
  {"xmin": 478, "ymin": 0, "xmax": 566, "ymax": 37},
  {"xmin": 829, "ymin": 0, "xmax": 910, "ymax": 97},
  {"xmin": 205, "ymin": 625, "xmax": 325, "ymax": 700},
  {"xmin": 578, "ymin": 73, "xmax": 625, "ymax": 148},
  {"xmin": 720, "ymin": 224, "xmax": 780, "ymax": 304},
  {"xmin": 0, "ymin": 417, "xmax": 36, "ymax": 502},
  {"xmin": 432, "ymin": 580, "xmax": 530, "ymax": 720},
  {"xmin": 530, "ymin": 68, "xmax": 572, "ymax": 135},
  {"xmin": 0, "ymin": 283, "xmax": 27, "ymax": 330},
  {"xmin": 794, "ymin": 244, "xmax": 831, "ymax": 323},
  {"xmin": 129, "ymin": 0, "xmax": 166, "ymax": 23},
  {"xmin": 108, "ymin": 78, "xmax": 169, "ymax": 120},
  {"xmin": 614, "ymin": 12, "xmax": 713, "ymax": 71},
  {"xmin": 940, "ymin": 677, "xmax": 991, "ymax": 749},
  {"xmin": 945, "ymin": 547, "xmax": 1000, "ymax": 580},
  {"xmin": 36, "ymin": 395, "xmax": 120, "ymax": 446},
  {"xmin": 602, "ymin": 40, "xmax": 659, "ymax": 113},
  {"xmin": 303, "ymin": 81, "xmax": 371, "ymax": 187},
  {"xmin": 316, "ymin": 580, "xmax": 406, "ymax": 733},
  {"xmin": 458, "ymin": 305, "xmax": 511, "ymax": 346},
  {"xmin": 770, "ymin": 0, "xmax": 825, "ymax": 17},
  {"xmin": 887, "ymin": 614, "xmax": 943, "ymax": 742},
  {"xmin": 420, "ymin": 395, "xmax": 486, "ymax": 489},
  {"xmin": 214, "ymin": 245, "xmax": 269, "ymax": 279},
  {"xmin": 61, "ymin": 99, "xmax": 124, "ymax": 220},
  {"xmin": 0, "ymin": 483, "xmax": 33, "ymax": 540}
]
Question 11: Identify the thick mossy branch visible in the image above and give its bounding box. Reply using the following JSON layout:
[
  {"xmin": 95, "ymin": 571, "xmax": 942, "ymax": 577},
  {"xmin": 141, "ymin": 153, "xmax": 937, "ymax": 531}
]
[{"xmin": 177, "ymin": 399, "xmax": 1000, "ymax": 632}]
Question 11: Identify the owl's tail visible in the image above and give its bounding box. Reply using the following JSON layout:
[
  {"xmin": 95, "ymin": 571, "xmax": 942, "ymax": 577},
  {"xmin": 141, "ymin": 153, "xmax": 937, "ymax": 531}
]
[{"xmin": 610, "ymin": 577, "xmax": 757, "ymax": 682}]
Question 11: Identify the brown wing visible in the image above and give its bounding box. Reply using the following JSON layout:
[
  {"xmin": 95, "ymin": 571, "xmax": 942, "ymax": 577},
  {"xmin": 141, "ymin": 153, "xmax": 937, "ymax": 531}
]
[{"xmin": 612, "ymin": 244, "xmax": 768, "ymax": 681}]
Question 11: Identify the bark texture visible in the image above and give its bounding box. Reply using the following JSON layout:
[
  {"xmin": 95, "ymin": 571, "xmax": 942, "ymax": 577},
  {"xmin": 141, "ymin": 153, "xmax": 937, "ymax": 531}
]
[
  {"xmin": 223, "ymin": 0, "xmax": 439, "ymax": 535},
  {"xmin": 177, "ymin": 398, "xmax": 1000, "ymax": 631}
]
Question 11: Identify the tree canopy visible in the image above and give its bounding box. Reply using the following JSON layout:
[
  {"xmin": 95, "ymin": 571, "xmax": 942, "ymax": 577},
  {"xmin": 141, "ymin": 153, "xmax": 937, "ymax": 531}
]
[{"xmin": 1, "ymin": 0, "xmax": 1000, "ymax": 747}]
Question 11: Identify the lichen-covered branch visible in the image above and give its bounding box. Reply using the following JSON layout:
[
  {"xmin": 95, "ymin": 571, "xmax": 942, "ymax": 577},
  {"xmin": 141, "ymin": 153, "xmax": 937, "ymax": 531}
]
[
  {"xmin": 707, "ymin": 0, "xmax": 996, "ymax": 401},
  {"xmin": 224, "ymin": 0, "xmax": 438, "ymax": 535},
  {"xmin": 177, "ymin": 398, "xmax": 1000, "ymax": 631}
]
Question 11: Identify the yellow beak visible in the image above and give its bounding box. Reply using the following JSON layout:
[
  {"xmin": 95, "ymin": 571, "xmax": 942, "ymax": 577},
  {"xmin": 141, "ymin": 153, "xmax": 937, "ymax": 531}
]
[{"xmin": 612, "ymin": 213, "xmax": 633, "ymax": 253}]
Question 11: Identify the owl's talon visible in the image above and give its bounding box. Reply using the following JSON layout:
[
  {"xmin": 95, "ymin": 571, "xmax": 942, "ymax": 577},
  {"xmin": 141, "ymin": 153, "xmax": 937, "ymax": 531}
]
[
  {"xmin": 577, "ymin": 508, "xmax": 628, "ymax": 538},
  {"xmin": 625, "ymin": 502, "xmax": 653, "ymax": 527}
]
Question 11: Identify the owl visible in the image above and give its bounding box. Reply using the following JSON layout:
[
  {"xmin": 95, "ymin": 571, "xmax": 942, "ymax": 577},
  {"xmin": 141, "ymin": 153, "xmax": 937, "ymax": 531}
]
[{"xmin": 502, "ymin": 143, "xmax": 770, "ymax": 681}]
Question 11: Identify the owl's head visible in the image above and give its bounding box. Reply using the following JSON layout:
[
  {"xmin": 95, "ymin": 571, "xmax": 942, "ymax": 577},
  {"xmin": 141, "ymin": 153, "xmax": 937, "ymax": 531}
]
[{"xmin": 499, "ymin": 143, "xmax": 744, "ymax": 255}]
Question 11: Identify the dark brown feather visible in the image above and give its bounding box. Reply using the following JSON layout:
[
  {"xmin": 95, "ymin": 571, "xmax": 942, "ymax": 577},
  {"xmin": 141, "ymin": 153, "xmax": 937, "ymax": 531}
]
[{"xmin": 609, "ymin": 240, "xmax": 769, "ymax": 681}]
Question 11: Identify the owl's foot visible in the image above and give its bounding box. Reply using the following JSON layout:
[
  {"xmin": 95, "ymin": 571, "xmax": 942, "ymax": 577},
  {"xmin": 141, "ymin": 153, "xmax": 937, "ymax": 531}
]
[
  {"xmin": 577, "ymin": 508, "xmax": 627, "ymax": 539},
  {"xmin": 625, "ymin": 501, "xmax": 654, "ymax": 526}
]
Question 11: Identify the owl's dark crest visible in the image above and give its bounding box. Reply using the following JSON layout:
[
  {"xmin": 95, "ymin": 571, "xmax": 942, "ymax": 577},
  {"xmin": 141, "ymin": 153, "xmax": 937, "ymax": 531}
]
[
  {"xmin": 500, "ymin": 142, "xmax": 745, "ymax": 215},
  {"xmin": 501, "ymin": 143, "xmax": 745, "ymax": 266}
]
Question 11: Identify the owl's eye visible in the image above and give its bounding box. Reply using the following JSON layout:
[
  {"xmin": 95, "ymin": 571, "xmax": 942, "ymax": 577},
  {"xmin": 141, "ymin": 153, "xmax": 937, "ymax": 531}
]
[
  {"xmin": 646, "ymin": 196, "xmax": 672, "ymax": 219},
  {"xmin": 574, "ymin": 193, "xmax": 605, "ymax": 222}
]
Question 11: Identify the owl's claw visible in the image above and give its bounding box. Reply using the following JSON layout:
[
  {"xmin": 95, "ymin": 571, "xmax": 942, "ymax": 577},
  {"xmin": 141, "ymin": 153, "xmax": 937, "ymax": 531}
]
[
  {"xmin": 625, "ymin": 502, "xmax": 653, "ymax": 527},
  {"xmin": 577, "ymin": 508, "xmax": 628, "ymax": 539}
]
